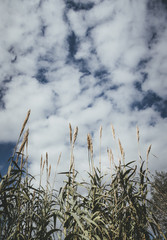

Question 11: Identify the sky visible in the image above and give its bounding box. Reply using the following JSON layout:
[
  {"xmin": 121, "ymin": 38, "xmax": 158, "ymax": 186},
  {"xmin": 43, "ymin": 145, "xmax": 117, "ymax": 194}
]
[{"xmin": 0, "ymin": 0, "xmax": 167, "ymax": 185}]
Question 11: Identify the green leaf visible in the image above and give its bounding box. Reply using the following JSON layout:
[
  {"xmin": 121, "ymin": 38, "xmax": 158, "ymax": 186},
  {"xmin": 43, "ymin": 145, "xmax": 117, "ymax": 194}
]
[{"xmin": 70, "ymin": 212, "xmax": 85, "ymax": 233}]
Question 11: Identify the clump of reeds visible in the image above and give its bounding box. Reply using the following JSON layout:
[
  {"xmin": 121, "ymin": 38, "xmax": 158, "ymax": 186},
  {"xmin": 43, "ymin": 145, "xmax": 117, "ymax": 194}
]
[{"xmin": 0, "ymin": 110, "xmax": 166, "ymax": 240}]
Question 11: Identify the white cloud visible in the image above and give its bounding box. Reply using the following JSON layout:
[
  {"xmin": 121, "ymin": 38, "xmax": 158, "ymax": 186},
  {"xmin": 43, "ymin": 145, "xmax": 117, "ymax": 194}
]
[
  {"xmin": 75, "ymin": 40, "xmax": 92, "ymax": 59},
  {"xmin": 143, "ymin": 29, "xmax": 167, "ymax": 98},
  {"xmin": 67, "ymin": 9, "xmax": 88, "ymax": 37},
  {"xmin": 0, "ymin": 0, "xmax": 167, "ymax": 186}
]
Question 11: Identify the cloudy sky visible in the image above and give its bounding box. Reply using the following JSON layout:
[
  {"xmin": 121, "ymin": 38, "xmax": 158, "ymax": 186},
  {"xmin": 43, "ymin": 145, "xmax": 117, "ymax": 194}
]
[{"xmin": 0, "ymin": 0, "xmax": 167, "ymax": 184}]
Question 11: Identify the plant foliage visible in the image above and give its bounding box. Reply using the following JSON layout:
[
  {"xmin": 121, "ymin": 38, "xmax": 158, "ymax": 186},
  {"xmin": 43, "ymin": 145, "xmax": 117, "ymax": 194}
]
[{"xmin": 0, "ymin": 111, "xmax": 166, "ymax": 240}]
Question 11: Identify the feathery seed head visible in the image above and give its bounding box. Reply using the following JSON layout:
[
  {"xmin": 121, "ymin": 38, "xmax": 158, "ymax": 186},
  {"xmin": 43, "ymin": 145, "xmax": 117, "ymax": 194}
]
[
  {"xmin": 49, "ymin": 164, "xmax": 51, "ymax": 177},
  {"xmin": 19, "ymin": 129, "xmax": 29, "ymax": 153},
  {"xmin": 87, "ymin": 133, "xmax": 93, "ymax": 156},
  {"xmin": 100, "ymin": 126, "xmax": 102, "ymax": 139},
  {"xmin": 147, "ymin": 144, "xmax": 152, "ymax": 159},
  {"xmin": 69, "ymin": 123, "xmax": 72, "ymax": 144},
  {"xmin": 20, "ymin": 109, "xmax": 31, "ymax": 137},
  {"xmin": 72, "ymin": 126, "xmax": 78, "ymax": 145},
  {"xmin": 136, "ymin": 126, "xmax": 140, "ymax": 143},
  {"xmin": 40, "ymin": 155, "xmax": 43, "ymax": 169},
  {"xmin": 42, "ymin": 159, "xmax": 45, "ymax": 172},
  {"xmin": 111, "ymin": 124, "xmax": 116, "ymax": 140}
]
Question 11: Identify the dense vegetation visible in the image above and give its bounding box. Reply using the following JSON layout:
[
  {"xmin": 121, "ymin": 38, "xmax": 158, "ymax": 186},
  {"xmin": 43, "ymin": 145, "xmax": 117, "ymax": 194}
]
[
  {"xmin": 150, "ymin": 171, "xmax": 167, "ymax": 237},
  {"xmin": 0, "ymin": 110, "xmax": 166, "ymax": 239}
]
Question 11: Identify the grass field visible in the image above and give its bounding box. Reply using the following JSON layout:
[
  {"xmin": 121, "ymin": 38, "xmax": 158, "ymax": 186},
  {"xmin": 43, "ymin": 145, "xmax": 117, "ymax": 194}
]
[{"xmin": 0, "ymin": 110, "xmax": 166, "ymax": 240}]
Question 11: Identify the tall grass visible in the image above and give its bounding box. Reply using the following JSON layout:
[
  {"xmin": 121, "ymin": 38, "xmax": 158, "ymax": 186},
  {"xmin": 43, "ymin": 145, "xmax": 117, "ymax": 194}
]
[{"xmin": 0, "ymin": 110, "xmax": 166, "ymax": 240}]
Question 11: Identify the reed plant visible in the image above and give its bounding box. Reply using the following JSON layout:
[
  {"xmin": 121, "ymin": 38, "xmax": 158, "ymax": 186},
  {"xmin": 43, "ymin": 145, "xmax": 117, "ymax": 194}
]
[{"xmin": 0, "ymin": 110, "xmax": 166, "ymax": 240}]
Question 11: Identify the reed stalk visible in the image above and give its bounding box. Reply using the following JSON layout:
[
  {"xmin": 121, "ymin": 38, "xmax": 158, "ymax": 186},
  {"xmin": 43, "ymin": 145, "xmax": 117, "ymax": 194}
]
[{"xmin": 0, "ymin": 111, "xmax": 166, "ymax": 240}]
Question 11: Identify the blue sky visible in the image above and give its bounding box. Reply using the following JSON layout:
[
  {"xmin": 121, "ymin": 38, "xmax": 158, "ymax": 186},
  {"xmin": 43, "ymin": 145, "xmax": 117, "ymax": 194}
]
[{"xmin": 0, "ymin": 0, "xmax": 167, "ymax": 182}]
